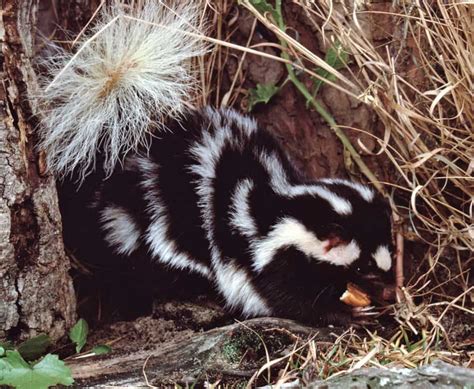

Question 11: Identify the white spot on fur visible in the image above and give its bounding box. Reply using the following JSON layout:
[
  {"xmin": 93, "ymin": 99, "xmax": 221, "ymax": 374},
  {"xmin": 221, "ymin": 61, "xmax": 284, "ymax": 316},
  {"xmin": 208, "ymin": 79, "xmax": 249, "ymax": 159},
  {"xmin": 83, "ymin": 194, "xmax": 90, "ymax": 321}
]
[
  {"xmin": 213, "ymin": 259, "xmax": 271, "ymax": 317},
  {"xmin": 320, "ymin": 178, "xmax": 375, "ymax": 202},
  {"xmin": 252, "ymin": 217, "xmax": 361, "ymax": 272},
  {"xmin": 258, "ymin": 152, "xmax": 352, "ymax": 215},
  {"xmin": 100, "ymin": 206, "xmax": 140, "ymax": 255},
  {"xmin": 229, "ymin": 179, "xmax": 257, "ymax": 237},
  {"xmin": 372, "ymin": 245, "xmax": 392, "ymax": 271},
  {"xmin": 138, "ymin": 157, "xmax": 211, "ymax": 278},
  {"xmin": 326, "ymin": 240, "xmax": 361, "ymax": 267},
  {"xmin": 39, "ymin": 1, "xmax": 206, "ymax": 179}
]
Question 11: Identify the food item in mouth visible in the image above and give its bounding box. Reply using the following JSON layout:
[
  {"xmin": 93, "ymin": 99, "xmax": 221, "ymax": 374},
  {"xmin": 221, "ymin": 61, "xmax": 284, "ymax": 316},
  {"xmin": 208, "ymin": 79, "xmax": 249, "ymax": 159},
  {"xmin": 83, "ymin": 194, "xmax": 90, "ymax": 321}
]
[{"xmin": 340, "ymin": 283, "xmax": 371, "ymax": 307}]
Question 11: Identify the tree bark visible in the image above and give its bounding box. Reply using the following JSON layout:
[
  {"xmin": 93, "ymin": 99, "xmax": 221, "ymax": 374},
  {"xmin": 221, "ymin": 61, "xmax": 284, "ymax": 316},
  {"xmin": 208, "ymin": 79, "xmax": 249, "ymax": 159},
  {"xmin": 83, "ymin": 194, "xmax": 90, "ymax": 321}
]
[{"xmin": 0, "ymin": 0, "xmax": 76, "ymax": 342}]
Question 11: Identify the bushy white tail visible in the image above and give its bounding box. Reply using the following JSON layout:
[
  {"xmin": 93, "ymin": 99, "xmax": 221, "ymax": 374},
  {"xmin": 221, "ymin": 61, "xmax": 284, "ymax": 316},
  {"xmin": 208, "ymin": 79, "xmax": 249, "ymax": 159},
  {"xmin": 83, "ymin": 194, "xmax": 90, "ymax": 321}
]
[{"xmin": 39, "ymin": 1, "xmax": 205, "ymax": 179}]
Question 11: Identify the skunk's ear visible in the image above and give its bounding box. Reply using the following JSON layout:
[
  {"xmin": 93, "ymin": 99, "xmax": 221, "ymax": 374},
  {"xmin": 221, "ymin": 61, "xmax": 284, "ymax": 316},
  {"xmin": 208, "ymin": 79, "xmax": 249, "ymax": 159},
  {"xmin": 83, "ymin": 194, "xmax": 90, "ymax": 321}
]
[
  {"xmin": 323, "ymin": 233, "xmax": 344, "ymax": 253},
  {"xmin": 314, "ymin": 223, "xmax": 361, "ymax": 267},
  {"xmin": 321, "ymin": 223, "xmax": 346, "ymax": 252}
]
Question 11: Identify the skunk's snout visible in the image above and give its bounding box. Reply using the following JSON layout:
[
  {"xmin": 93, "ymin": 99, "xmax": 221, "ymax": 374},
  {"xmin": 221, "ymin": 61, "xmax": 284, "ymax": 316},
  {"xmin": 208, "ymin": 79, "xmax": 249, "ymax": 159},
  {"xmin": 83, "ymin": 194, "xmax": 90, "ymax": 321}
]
[
  {"xmin": 360, "ymin": 273, "xmax": 380, "ymax": 281},
  {"xmin": 362, "ymin": 270, "xmax": 394, "ymax": 286},
  {"xmin": 352, "ymin": 270, "xmax": 396, "ymax": 304}
]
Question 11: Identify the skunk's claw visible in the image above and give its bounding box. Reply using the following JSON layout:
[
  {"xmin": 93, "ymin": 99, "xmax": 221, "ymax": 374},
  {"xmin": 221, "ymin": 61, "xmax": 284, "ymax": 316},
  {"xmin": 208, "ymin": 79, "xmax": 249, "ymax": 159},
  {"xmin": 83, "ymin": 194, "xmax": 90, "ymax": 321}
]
[
  {"xmin": 350, "ymin": 306, "xmax": 379, "ymax": 327},
  {"xmin": 352, "ymin": 306, "xmax": 378, "ymax": 317}
]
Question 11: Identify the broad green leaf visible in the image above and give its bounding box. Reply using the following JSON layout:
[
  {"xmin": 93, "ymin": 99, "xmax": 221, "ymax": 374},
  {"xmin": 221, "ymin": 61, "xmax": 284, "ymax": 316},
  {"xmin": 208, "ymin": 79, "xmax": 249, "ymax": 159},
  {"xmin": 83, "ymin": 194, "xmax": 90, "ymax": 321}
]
[
  {"xmin": 92, "ymin": 345, "xmax": 111, "ymax": 355},
  {"xmin": 248, "ymin": 83, "xmax": 279, "ymax": 111},
  {"xmin": 69, "ymin": 319, "xmax": 89, "ymax": 353},
  {"xmin": 0, "ymin": 347, "xmax": 4, "ymax": 357},
  {"xmin": 17, "ymin": 334, "xmax": 51, "ymax": 361},
  {"xmin": 0, "ymin": 351, "xmax": 73, "ymax": 389}
]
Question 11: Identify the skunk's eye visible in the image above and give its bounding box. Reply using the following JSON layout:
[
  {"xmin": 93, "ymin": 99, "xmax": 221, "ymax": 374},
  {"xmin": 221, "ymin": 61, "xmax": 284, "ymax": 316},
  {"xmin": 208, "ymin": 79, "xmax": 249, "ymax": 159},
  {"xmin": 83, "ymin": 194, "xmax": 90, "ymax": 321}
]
[
  {"xmin": 356, "ymin": 261, "xmax": 374, "ymax": 274},
  {"xmin": 328, "ymin": 223, "xmax": 344, "ymax": 237}
]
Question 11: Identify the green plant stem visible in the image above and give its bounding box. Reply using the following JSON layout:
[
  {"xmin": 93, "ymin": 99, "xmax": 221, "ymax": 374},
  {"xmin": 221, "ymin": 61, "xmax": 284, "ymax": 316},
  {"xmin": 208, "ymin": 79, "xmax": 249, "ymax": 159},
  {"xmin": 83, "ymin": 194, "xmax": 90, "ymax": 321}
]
[{"xmin": 273, "ymin": 0, "xmax": 384, "ymax": 195}]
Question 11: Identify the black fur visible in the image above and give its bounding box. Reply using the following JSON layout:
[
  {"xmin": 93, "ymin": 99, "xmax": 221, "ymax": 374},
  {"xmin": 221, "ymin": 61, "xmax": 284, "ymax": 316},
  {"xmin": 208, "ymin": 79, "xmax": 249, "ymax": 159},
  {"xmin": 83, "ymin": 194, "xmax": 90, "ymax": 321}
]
[{"xmin": 60, "ymin": 107, "xmax": 393, "ymax": 324}]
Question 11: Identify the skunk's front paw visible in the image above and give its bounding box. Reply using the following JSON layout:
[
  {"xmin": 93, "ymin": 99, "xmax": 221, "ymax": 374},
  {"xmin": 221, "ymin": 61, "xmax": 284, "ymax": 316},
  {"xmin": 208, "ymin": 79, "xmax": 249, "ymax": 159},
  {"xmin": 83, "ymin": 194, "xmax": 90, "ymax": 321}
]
[
  {"xmin": 319, "ymin": 302, "xmax": 353, "ymax": 326},
  {"xmin": 350, "ymin": 305, "xmax": 379, "ymax": 327},
  {"xmin": 321, "ymin": 304, "xmax": 379, "ymax": 327}
]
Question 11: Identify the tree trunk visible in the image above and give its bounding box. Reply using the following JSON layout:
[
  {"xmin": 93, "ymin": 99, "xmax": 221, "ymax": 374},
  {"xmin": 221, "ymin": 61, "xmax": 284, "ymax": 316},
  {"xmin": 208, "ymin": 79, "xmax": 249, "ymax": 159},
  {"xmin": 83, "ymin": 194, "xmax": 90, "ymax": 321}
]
[{"xmin": 0, "ymin": 0, "xmax": 76, "ymax": 342}]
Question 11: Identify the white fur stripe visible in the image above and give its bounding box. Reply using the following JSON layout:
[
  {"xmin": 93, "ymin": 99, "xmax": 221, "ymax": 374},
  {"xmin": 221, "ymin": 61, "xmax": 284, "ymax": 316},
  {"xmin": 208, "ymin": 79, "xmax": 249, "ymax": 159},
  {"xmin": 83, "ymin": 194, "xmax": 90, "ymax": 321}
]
[
  {"xmin": 320, "ymin": 178, "xmax": 375, "ymax": 202},
  {"xmin": 301, "ymin": 186, "xmax": 352, "ymax": 215},
  {"xmin": 100, "ymin": 206, "xmax": 141, "ymax": 255},
  {"xmin": 229, "ymin": 179, "xmax": 257, "ymax": 237},
  {"xmin": 252, "ymin": 217, "xmax": 361, "ymax": 272},
  {"xmin": 258, "ymin": 152, "xmax": 352, "ymax": 215},
  {"xmin": 138, "ymin": 157, "xmax": 211, "ymax": 277},
  {"xmin": 189, "ymin": 125, "xmax": 231, "ymax": 254},
  {"xmin": 189, "ymin": 115, "xmax": 270, "ymax": 314},
  {"xmin": 258, "ymin": 151, "xmax": 290, "ymax": 192},
  {"xmin": 213, "ymin": 259, "xmax": 271, "ymax": 317},
  {"xmin": 204, "ymin": 106, "xmax": 258, "ymax": 137},
  {"xmin": 372, "ymin": 245, "xmax": 392, "ymax": 271}
]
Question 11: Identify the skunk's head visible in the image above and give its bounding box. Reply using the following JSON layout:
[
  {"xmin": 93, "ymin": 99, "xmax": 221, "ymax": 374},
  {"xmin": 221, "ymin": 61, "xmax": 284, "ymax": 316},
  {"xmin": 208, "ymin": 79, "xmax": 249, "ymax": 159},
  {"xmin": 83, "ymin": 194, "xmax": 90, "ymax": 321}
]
[
  {"xmin": 268, "ymin": 179, "xmax": 394, "ymax": 280},
  {"xmin": 247, "ymin": 179, "xmax": 394, "ymax": 323}
]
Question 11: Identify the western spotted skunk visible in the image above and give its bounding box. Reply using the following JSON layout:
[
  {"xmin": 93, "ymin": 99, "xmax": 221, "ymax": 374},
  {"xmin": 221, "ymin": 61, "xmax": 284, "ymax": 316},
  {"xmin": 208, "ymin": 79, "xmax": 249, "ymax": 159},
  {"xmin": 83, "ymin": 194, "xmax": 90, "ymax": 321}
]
[{"xmin": 39, "ymin": 1, "xmax": 394, "ymax": 325}]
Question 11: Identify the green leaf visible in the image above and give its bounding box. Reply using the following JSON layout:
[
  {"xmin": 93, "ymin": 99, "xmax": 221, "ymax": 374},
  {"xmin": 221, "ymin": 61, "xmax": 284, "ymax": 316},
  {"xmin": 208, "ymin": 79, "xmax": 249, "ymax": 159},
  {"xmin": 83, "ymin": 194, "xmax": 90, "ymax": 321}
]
[
  {"xmin": 92, "ymin": 345, "xmax": 111, "ymax": 355},
  {"xmin": 249, "ymin": 0, "xmax": 276, "ymax": 16},
  {"xmin": 324, "ymin": 41, "xmax": 350, "ymax": 71},
  {"xmin": 312, "ymin": 41, "xmax": 350, "ymax": 99},
  {"xmin": 0, "ymin": 341, "xmax": 13, "ymax": 351},
  {"xmin": 17, "ymin": 334, "xmax": 51, "ymax": 361},
  {"xmin": 69, "ymin": 319, "xmax": 89, "ymax": 353},
  {"xmin": 248, "ymin": 83, "xmax": 279, "ymax": 111},
  {"xmin": 0, "ymin": 350, "xmax": 73, "ymax": 389},
  {"xmin": 248, "ymin": 0, "xmax": 285, "ymax": 30},
  {"xmin": 0, "ymin": 347, "xmax": 4, "ymax": 357}
]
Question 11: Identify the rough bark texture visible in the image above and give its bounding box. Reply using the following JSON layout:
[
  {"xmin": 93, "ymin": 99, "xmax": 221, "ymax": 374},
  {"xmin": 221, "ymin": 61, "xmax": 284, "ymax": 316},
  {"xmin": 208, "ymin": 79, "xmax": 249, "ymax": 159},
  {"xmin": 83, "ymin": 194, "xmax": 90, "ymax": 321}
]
[{"xmin": 0, "ymin": 0, "xmax": 76, "ymax": 342}]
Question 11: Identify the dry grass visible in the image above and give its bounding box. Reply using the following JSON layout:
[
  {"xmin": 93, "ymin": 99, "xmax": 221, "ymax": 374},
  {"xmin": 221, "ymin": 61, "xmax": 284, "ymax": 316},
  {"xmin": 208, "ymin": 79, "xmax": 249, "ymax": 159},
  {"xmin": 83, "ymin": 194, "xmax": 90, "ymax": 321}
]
[
  {"xmin": 199, "ymin": 0, "xmax": 473, "ymax": 383},
  {"xmin": 243, "ymin": 322, "xmax": 465, "ymax": 387},
  {"xmin": 234, "ymin": 0, "xmax": 473, "ymax": 253}
]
